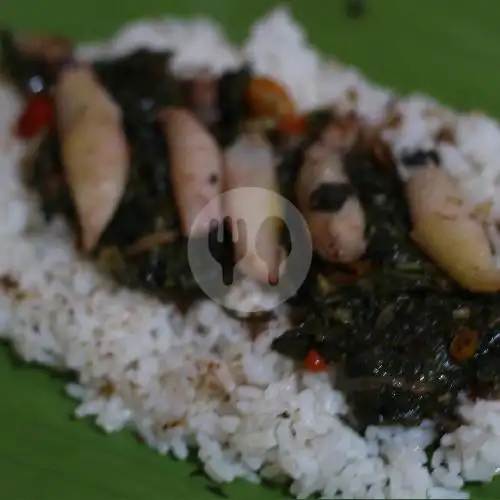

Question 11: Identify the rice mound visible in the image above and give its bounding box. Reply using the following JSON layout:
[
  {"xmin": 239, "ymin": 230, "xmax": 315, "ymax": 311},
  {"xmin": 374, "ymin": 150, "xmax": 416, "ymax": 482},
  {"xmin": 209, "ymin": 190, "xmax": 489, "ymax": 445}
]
[{"xmin": 3, "ymin": 7, "xmax": 500, "ymax": 499}]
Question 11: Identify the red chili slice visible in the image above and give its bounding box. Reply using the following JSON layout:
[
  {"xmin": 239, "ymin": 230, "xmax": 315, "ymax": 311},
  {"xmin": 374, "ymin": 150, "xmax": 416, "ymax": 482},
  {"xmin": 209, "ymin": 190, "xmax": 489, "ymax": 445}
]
[
  {"xmin": 14, "ymin": 93, "xmax": 54, "ymax": 140},
  {"xmin": 304, "ymin": 349, "xmax": 328, "ymax": 372}
]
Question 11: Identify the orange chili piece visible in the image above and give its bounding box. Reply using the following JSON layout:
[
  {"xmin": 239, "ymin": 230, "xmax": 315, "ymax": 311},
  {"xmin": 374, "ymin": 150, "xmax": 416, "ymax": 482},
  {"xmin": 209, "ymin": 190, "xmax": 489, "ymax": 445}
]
[
  {"xmin": 276, "ymin": 114, "xmax": 307, "ymax": 135},
  {"xmin": 450, "ymin": 328, "xmax": 478, "ymax": 362},
  {"xmin": 14, "ymin": 92, "xmax": 54, "ymax": 140},
  {"xmin": 304, "ymin": 349, "xmax": 328, "ymax": 372},
  {"xmin": 246, "ymin": 76, "xmax": 296, "ymax": 120},
  {"xmin": 348, "ymin": 260, "xmax": 372, "ymax": 278}
]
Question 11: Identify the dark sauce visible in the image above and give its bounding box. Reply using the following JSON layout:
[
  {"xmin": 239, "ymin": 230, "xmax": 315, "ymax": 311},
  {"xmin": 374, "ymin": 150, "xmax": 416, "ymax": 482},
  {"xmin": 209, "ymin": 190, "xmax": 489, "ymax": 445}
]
[
  {"xmin": 309, "ymin": 182, "xmax": 355, "ymax": 212},
  {"xmin": 400, "ymin": 149, "xmax": 440, "ymax": 168}
]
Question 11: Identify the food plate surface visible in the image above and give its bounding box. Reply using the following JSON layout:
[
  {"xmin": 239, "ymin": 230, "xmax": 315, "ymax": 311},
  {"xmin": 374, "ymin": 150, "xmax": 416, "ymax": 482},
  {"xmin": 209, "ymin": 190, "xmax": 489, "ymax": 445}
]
[{"xmin": 2, "ymin": 0, "xmax": 500, "ymax": 499}]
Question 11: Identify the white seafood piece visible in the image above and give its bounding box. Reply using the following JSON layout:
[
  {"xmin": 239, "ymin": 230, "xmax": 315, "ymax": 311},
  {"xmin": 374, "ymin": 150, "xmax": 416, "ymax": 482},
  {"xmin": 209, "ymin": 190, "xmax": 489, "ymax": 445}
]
[
  {"xmin": 295, "ymin": 117, "xmax": 366, "ymax": 263},
  {"xmin": 223, "ymin": 132, "xmax": 283, "ymax": 285},
  {"xmin": 404, "ymin": 158, "xmax": 500, "ymax": 292},
  {"xmin": 55, "ymin": 63, "xmax": 129, "ymax": 253},
  {"xmin": 158, "ymin": 107, "xmax": 223, "ymax": 237}
]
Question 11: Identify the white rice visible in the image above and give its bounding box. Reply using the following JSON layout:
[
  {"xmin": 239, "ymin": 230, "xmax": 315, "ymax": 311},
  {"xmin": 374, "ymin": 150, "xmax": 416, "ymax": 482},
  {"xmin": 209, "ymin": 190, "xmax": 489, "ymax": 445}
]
[{"xmin": 2, "ymin": 6, "xmax": 500, "ymax": 499}]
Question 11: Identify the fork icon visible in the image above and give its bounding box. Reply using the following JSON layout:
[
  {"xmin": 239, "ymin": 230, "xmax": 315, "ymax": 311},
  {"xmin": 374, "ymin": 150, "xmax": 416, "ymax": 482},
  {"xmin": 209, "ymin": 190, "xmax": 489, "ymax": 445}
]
[{"xmin": 208, "ymin": 216, "xmax": 247, "ymax": 286}]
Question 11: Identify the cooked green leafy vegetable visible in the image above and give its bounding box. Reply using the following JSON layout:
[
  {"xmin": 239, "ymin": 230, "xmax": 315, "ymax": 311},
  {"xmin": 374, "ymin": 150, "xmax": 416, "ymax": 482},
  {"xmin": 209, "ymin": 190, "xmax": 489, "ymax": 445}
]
[
  {"xmin": 22, "ymin": 50, "xmax": 253, "ymax": 305},
  {"xmin": 273, "ymin": 146, "xmax": 500, "ymax": 428}
]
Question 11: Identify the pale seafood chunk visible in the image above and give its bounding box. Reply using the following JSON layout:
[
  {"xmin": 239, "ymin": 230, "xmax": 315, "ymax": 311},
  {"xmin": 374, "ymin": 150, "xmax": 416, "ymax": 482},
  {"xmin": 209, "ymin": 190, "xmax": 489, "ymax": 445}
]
[
  {"xmin": 158, "ymin": 107, "xmax": 224, "ymax": 238},
  {"xmin": 55, "ymin": 63, "xmax": 129, "ymax": 253},
  {"xmin": 223, "ymin": 132, "xmax": 283, "ymax": 284},
  {"xmin": 295, "ymin": 115, "xmax": 366, "ymax": 263},
  {"xmin": 404, "ymin": 153, "xmax": 500, "ymax": 292}
]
